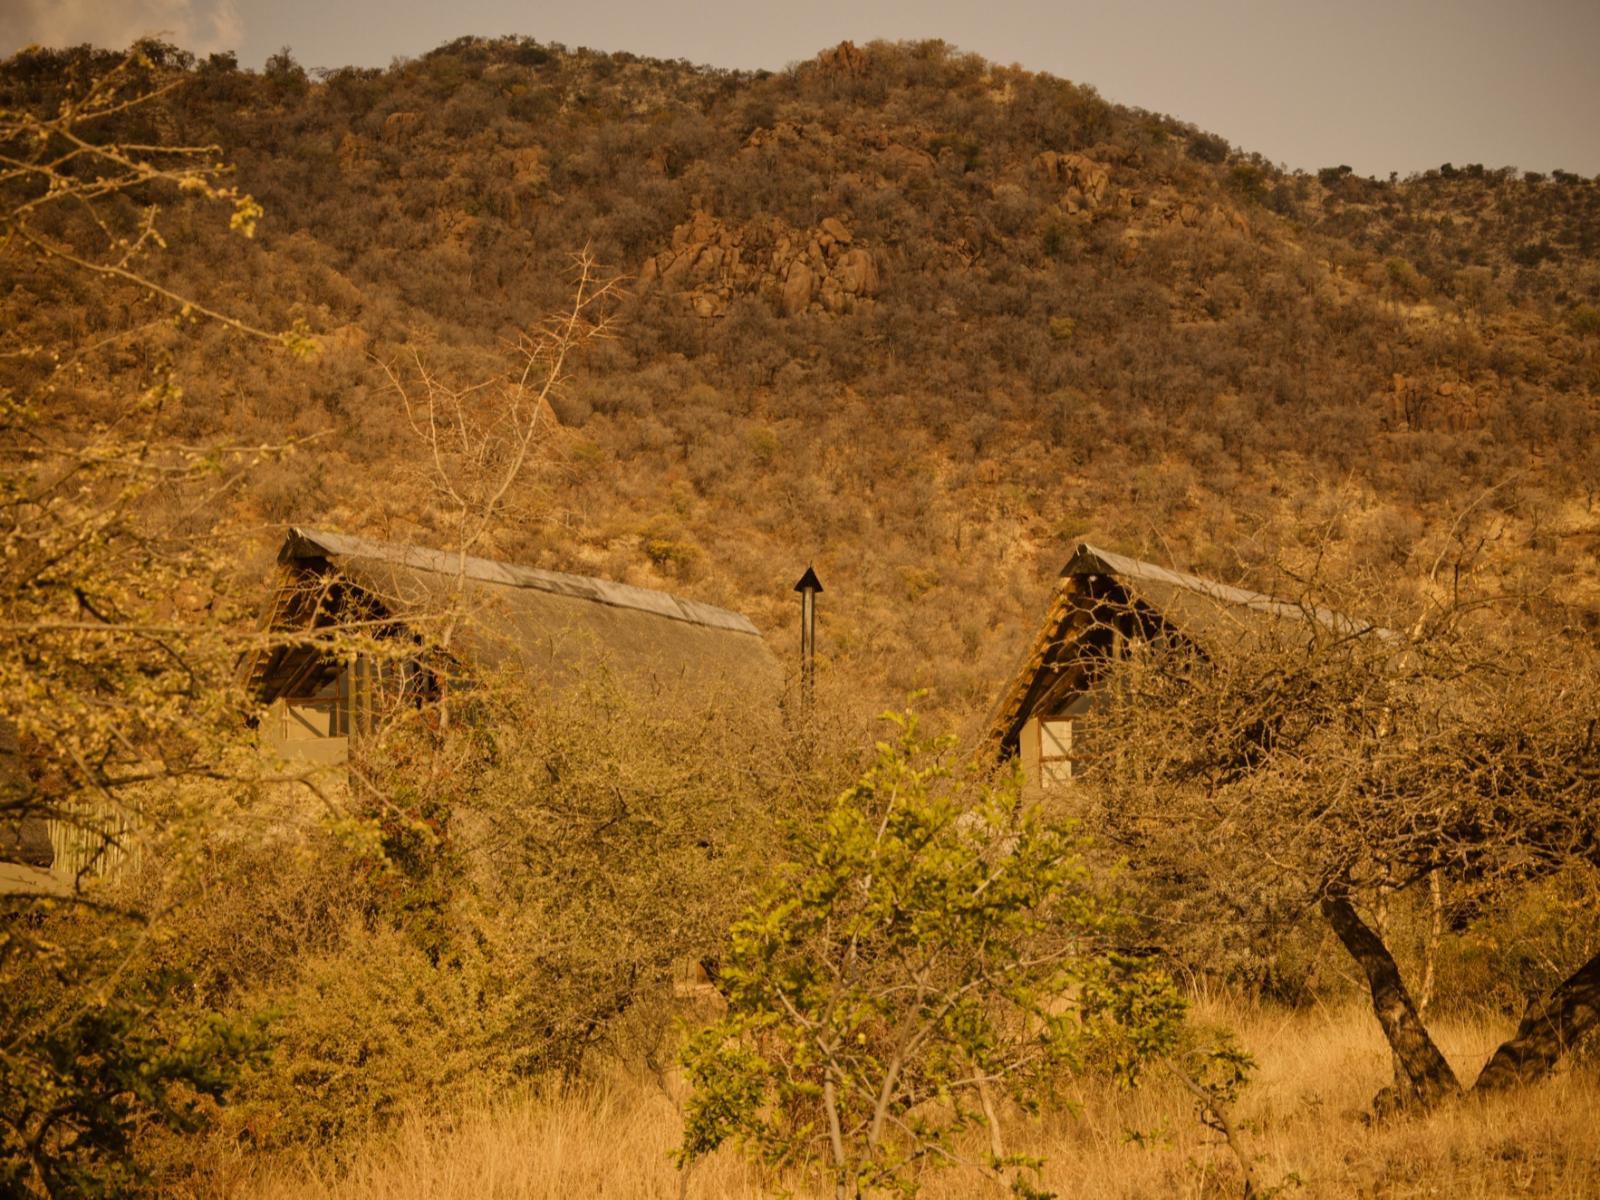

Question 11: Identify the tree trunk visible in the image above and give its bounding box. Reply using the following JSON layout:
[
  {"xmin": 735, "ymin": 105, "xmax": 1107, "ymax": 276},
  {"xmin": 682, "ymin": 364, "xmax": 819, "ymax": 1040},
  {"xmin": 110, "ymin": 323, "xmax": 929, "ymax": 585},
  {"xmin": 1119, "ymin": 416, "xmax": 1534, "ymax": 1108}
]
[
  {"xmin": 1320, "ymin": 894, "xmax": 1461, "ymax": 1109},
  {"xmin": 822, "ymin": 1075, "xmax": 849, "ymax": 1200},
  {"xmin": 1473, "ymin": 948, "xmax": 1600, "ymax": 1092}
]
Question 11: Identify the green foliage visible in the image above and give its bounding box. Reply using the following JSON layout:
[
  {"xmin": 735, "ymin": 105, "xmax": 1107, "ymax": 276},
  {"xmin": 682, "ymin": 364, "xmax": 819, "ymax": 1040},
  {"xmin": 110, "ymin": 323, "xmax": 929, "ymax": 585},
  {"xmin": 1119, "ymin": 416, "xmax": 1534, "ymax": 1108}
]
[
  {"xmin": 1228, "ymin": 163, "xmax": 1268, "ymax": 205},
  {"xmin": 0, "ymin": 911, "xmax": 266, "ymax": 1197},
  {"xmin": 1038, "ymin": 216, "xmax": 1081, "ymax": 260},
  {"xmin": 747, "ymin": 425, "xmax": 781, "ymax": 464},
  {"xmin": 638, "ymin": 515, "xmax": 705, "ymax": 578},
  {"xmin": 1177, "ymin": 1025, "xmax": 1255, "ymax": 1119},
  {"xmin": 1511, "ymin": 239, "xmax": 1560, "ymax": 268},
  {"xmin": 0, "ymin": 49, "xmax": 337, "ymax": 1192},
  {"xmin": 1187, "ymin": 132, "xmax": 1229, "ymax": 164},
  {"xmin": 1438, "ymin": 865, "xmax": 1600, "ymax": 1015},
  {"xmin": 1384, "ymin": 256, "xmax": 1426, "ymax": 301},
  {"xmin": 680, "ymin": 709, "xmax": 1185, "ymax": 1197}
]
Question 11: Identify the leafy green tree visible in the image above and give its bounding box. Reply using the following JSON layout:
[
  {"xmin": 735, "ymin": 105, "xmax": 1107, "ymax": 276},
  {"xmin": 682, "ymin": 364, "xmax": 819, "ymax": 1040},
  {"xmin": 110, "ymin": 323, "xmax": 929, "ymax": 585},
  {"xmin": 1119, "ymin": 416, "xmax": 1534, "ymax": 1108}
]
[
  {"xmin": 1187, "ymin": 131, "xmax": 1229, "ymax": 164},
  {"xmin": 680, "ymin": 710, "xmax": 1185, "ymax": 1199},
  {"xmin": 0, "ymin": 916, "xmax": 266, "ymax": 1198},
  {"xmin": 1384, "ymin": 256, "xmax": 1427, "ymax": 304}
]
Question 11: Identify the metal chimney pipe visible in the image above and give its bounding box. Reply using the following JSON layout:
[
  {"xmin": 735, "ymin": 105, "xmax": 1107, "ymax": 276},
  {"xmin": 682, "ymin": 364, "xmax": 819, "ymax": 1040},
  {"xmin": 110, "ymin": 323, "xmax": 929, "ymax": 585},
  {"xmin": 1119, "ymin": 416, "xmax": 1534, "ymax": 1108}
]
[{"xmin": 793, "ymin": 566, "xmax": 823, "ymax": 713}]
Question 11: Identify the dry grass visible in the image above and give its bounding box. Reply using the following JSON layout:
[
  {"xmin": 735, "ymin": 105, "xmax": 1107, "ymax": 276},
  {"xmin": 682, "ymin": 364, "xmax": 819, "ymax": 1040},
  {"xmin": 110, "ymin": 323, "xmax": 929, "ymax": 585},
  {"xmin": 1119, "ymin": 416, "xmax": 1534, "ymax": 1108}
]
[{"xmin": 223, "ymin": 1001, "xmax": 1599, "ymax": 1200}]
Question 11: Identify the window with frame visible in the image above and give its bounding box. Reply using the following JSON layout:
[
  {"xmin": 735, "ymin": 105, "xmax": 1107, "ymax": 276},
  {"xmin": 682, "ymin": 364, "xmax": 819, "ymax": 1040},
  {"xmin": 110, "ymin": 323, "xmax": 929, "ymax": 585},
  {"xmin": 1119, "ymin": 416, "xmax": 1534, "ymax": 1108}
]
[{"xmin": 1039, "ymin": 718, "xmax": 1074, "ymax": 787}]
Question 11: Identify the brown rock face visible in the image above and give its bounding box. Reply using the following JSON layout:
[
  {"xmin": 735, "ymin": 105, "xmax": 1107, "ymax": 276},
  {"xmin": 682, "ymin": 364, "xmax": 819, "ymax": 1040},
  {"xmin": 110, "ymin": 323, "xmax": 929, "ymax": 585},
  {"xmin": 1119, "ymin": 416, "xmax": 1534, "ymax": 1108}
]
[
  {"xmin": 1063, "ymin": 154, "xmax": 1111, "ymax": 205},
  {"xmin": 820, "ymin": 217, "xmax": 852, "ymax": 245},
  {"xmin": 815, "ymin": 40, "xmax": 867, "ymax": 77},
  {"xmin": 642, "ymin": 210, "xmax": 880, "ymax": 319},
  {"xmin": 1118, "ymin": 227, "xmax": 1142, "ymax": 267},
  {"xmin": 885, "ymin": 143, "xmax": 936, "ymax": 174},
  {"xmin": 1037, "ymin": 151, "xmax": 1112, "ymax": 207},
  {"xmin": 836, "ymin": 247, "xmax": 879, "ymax": 295},
  {"xmin": 819, "ymin": 274, "xmax": 846, "ymax": 313},
  {"xmin": 782, "ymin": 262, "xmax": 815, "ymax": 316}
]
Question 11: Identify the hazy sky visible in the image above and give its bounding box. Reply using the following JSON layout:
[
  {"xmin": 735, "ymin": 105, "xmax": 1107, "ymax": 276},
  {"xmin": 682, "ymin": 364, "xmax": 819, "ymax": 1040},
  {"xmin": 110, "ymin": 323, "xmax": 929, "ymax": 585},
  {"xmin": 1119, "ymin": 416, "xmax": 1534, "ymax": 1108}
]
[{"xmin": 5, "ymin": 0, "xmax": 1598, "ymax": 179}]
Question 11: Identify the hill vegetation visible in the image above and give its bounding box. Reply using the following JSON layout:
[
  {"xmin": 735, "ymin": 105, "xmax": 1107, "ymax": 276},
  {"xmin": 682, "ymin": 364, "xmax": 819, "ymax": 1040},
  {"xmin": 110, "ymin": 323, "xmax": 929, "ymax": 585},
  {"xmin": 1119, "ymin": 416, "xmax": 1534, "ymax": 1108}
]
[
  {"xmin": 4, "ymin": 34, "xmax": 1598, "ymax": 720},
  {"xmin": 2, "ymin": 34, "xmax": 1598, "ymax": 1199}
]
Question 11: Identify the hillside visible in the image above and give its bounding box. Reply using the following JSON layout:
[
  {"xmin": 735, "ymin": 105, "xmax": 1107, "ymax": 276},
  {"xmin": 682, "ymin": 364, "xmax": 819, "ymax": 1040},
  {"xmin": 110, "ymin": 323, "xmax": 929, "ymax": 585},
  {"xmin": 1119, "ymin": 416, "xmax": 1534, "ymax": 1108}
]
[
  {"xmin": 5, "ymin": 36, "xmax": 1599, "ymax": 725},
  {"xmin": 6, "ymin": 36, "xmax": 1600, "ymax": 1199}
]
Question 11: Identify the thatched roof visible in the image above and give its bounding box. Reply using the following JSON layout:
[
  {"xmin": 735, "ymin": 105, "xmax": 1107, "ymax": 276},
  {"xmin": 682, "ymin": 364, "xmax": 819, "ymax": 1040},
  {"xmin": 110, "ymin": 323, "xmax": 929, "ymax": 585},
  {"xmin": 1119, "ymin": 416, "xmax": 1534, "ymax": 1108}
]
[
  {"xmin": 244, "ymin": 527, "xmax": 780, "ymax": 706},
  {"xmin": 983, "ymin": 542, "xmax": 1383, "ymax": 761}
]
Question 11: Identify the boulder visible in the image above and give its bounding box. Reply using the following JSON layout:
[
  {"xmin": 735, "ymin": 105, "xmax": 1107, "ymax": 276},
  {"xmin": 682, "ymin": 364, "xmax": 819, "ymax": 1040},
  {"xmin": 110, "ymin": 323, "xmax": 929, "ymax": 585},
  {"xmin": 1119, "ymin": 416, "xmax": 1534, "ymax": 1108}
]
[
  {"xmin": 672, "ymin": 210, "xmax": 719, "ymax": 251},
  {"xmin": 691, "ymin": 244, "xmax": 723, "ymax": 284},
  {"xmin": 885, "ymin": 143, "xmax": 936, "ymax": 174},
  {"xmin": 782, "ymin": 262, "xmax": 814, "ymax": 316},
  {"xmin": 815, "ymin": 40, "xmax": 867, "ymax": 77},
  {"xmin": 820, "ymin": 274, "xmax": 846, "ymax": 313},
  {"xmin": 660, "ymin": 248, "xmax": 695, "ymax": 285},
  {"xmin": 836, "ymin": 247, "xmax": 879, "ymax": 295},
  {"xmin": 1118, "ymin": 227, "xmax": 1142, "ymax": 267},
  {"xmin": 1061, "ymin": 153, "xmax": 1110, "ymax": 205},
  {"xmin": 820, "ymin": 217, "xmax": 852, "ymax": 245}
]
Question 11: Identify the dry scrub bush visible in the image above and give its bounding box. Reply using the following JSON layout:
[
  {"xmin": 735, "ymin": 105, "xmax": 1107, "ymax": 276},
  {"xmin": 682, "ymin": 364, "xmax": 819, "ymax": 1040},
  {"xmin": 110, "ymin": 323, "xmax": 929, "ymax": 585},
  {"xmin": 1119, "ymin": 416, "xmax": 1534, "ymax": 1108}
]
[
  {"xmin": 233, "ymin": 922, "xmax": 521, "ymax": 1149},
  {"xmin": 138, "ymin": 672, "xmax": 863, "ymax": 1178}
]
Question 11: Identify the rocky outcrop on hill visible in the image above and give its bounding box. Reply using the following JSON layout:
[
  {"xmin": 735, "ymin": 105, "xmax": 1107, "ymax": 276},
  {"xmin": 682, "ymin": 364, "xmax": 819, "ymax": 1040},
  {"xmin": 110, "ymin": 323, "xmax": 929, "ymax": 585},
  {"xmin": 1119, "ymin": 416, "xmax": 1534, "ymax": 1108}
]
[
  {"xmin": 639, "ymin": 210, "xmax": 881, "ymax": 318},
  {"xmin": 813, "ymin": 40, "xmax": 868, "ymax": 78},
  {"xmin": 1033, "ymin": 148, "xmax": 1251, "ymax": 265},
  {"xmin": 1387, "ymin": 372, "xmax": 1492, "ymax": 432},
  {"xmin": 1035, "ymin": 150, "xmax": 1112, "ymax": 213}
]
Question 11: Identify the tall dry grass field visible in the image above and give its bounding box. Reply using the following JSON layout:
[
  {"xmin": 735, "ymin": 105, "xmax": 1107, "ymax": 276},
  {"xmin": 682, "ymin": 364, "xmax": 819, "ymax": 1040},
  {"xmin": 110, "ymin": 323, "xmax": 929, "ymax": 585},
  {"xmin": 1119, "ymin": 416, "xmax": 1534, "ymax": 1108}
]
[{"xmin": 220, "ymin": 999, "xmax": 1599, "ymax": 1200}]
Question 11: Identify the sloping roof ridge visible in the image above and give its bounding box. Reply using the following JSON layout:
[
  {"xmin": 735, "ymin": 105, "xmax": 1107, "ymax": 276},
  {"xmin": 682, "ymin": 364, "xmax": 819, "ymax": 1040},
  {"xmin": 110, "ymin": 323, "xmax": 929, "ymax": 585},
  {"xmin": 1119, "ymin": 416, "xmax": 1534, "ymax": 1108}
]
[
  {"xmin": 1065, "ymin": 542, "xmax": 1382, "ymax": 636},
  {"xmin": 286, "ymin": 526, "xmax": 761, "ymax": 637}
]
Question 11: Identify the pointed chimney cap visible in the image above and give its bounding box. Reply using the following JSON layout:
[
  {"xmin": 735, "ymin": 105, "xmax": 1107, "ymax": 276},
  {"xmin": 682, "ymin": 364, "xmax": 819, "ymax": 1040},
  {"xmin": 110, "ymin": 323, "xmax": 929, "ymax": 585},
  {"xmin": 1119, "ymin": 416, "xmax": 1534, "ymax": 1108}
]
[{"xmin": 793, "ymin": 566, "xmax": 824, "ymax": 594}]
